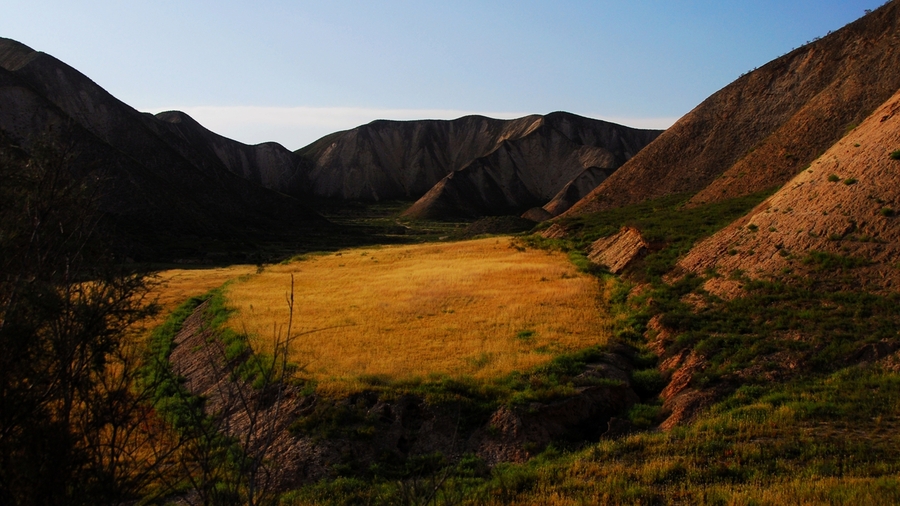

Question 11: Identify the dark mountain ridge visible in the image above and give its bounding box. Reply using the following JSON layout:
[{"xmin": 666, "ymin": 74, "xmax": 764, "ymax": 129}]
[
  {"xmin": 297, "ymin": 114, "xmax": 545, "ymax": 201},
  {"xmin": 151, "ymin": 110, "xmax": 310, "ymax": 197},
  {"xmin": 0, "ymin": 34, "xmax": 661, "ymax": 259},
  {"xmin": 0, "ymin": 38, "xmax": 324, "ymax": 260},
  {"xmin": 298, "ymin": 112, "xmax": 661, "ymax": 218}
]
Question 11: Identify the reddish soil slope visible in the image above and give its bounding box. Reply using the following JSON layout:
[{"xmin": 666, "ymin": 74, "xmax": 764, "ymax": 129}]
[
  {"xmin": 679, "ymin": 87, "xmax": 900, "ymax": 295},
  {"xmin": 564, "ymin": 2, "xmax": 900, "ymax": 217}
]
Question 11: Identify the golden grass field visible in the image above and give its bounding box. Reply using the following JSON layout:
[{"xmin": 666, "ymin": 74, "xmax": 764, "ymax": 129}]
[
  {"xmin": 222, "ymin": 237, "xmax": 610, "ymax": 391},
  {"xmin": 145, "ymin": 265, "xmax": 257, "ymax": 326}
]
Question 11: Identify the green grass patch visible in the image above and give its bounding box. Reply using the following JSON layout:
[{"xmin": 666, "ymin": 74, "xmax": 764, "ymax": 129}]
[
  {"xmin": 802, "ymin": 250, "xmax": 872, "ymax": 271},
  {"xmin": 524, "ymin": 189, "xmax": 776, "ymax": 283},
  {"xmin": 285, "ymin": 364, "xmax": 900, "ymax": 504}
]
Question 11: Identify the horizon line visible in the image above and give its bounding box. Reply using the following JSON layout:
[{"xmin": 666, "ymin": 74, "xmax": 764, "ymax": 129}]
[{"xmin": 141, "ymin": 105, "xmax": 679, "ymax": 149}]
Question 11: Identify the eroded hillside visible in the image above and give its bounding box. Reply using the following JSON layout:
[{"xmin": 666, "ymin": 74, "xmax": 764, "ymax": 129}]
[
  {"xmin": 304, "ymin": 112, "xmax": 660, "ymax": 218},
  {"xmin": 564, "ymin": 1, "xmax": 900, "ymax": 218},
  {"xmin": 679, "ymin": 86, "xmax": 900, "ymax": 295}
]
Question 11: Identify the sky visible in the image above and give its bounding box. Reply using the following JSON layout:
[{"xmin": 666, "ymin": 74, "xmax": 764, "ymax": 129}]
[{"xmin": 1, "ymin": 1, "xmax": 887, "ymax": 149}]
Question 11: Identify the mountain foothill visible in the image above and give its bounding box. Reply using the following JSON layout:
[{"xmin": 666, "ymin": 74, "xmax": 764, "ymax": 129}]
[
  {"xmin": 0, "ymin": 0, "xmax": 898, "ymax": 380},
  {"xmin": 0, "ymin": 35, "xmax": 661, "ymax": 262},
  {"xmin": 4, "ymin": 0, "xmax": 900, "ymax": 501}
]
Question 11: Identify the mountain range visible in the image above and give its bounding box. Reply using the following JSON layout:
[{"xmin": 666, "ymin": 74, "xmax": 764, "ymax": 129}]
[
  {"xmin": 1, "ymin": 1, "xmax": 898, "ymax": 291},
  {"xmin": 4, "ymin": 1, "xmax": 900, "ymax": 501},
  {"xmin": 0, "ymin": 38, "xmax": 323, "ymax": 260},
  {"xmin": 300, "ymin": 113, "xmax": 660, "ymax": 219},
  {"xmin": 0, "ymin": 35, "xmax": 661, "ymax": 261}
]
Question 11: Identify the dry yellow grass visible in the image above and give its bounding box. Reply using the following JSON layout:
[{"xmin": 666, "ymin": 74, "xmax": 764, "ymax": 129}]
[
  {"xmin": 145, "ymin": 265, "xmax": 257, "ymax": 326},
  {"xmin": 224, "ymin": 237, "xmax": 609, "ymax": 390}
]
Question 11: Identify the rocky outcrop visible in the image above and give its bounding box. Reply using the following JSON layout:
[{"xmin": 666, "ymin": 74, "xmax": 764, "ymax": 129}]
[
  {"xmin": 539, "ymin": 223, "xmax": 570, "ymax": 239},
  {"xmin": 0, "ymin": 38, "xmax": 323, "ymax": 260},
  {"xmin": 564, "ymin": 2, "xmax": 900, "ymax": 218},
  {"xmin": 587, "ymin": 227, "xmax": 649, "ymax": 274}
]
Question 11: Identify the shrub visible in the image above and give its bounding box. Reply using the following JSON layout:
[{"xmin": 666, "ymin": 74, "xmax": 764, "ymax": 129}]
[
  {"xmin": 828, "ymin": 174, "xmax": 841, "ymax": 182},
  {"xmin": 890, "ymin": 149, "xmax": 900, "ymax": 160},
  {"xmin": 515, "ymin": 330, "xmax": 536, "ymax": 342},
  {"xmin": 802, "ymin": 250, "xmax": 871, "ymax": 270},
  {"xmin": 844, "ymin": 177, "xmax": 858, "ymax": 185},
  {"xmin": 631, "ymin": 369, "xmax": 665, "ymax": 398},
  {"xmin": 627, "ymin": 403, "xmax": 663, "ymax": 428}
]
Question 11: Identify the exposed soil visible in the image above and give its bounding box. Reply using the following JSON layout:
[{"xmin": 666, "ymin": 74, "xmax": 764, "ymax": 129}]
[
  {"xmin": 679, "ymin": 87, "xmax": 900, "ymax": 296},
  {"xmin": 587, "ymin": 227, "xmax": 649, "ymax": 274},
  {"xmin": 564, "ymin": 2, "xmax": 900, "ymax": 219},
  {"xmin": 167, "ymin": 303, "xmax": 643, "ymax": 490}
]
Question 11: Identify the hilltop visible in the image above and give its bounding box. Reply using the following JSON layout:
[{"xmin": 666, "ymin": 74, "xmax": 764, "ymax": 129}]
[
  {"xmin": 0, "ymin": 38, "xmax": 324, "ymax": 261},
  {"xmin": 563, "ymin": 1, "xmax": 900, "ymax": 218}
]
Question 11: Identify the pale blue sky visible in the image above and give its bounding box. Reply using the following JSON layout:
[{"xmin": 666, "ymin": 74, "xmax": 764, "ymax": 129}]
[{"xmin": 1, "ymin": 1, "xmax": 885, "ymax": 149}]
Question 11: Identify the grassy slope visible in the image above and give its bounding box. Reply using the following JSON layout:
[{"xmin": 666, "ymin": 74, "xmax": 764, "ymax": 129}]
[
  {"xmin": 222, "ymin": 237, "xmax": 610, "ymax": 393},
  {"xmin": 287, "ymin": 364, "xmax": 900, "ymax": 505},
  {"xmin": 283, "ymin": 189, "xmax": 900, "ymax": 504},
  {"xmin": 143, "ymin": 191, "xmax": 899, "ymax": 504}
]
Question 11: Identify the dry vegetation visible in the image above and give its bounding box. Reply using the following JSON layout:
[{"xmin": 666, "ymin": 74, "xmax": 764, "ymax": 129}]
[
  {"xmin": 222, "ymin": 237, "xmax": 609, "ymax": 391},
  {"xmin": 146, "ymin": 265, "xmax": 257, "ymax": 326}
]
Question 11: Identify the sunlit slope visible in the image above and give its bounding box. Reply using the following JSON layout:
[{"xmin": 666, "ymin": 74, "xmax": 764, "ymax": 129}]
[
  {"xmin": 146, "ymin": 265, "xmax": 257, "ymax": 326},
  {"xmin": 224, "ymin": 237, "xmax": 609, "ymax": 387}
]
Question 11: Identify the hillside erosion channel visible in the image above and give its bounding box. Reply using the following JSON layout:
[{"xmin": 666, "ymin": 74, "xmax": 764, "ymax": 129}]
[{"xmin": 166, "ymin": 298, "xmax": 644, "ymax": 490}]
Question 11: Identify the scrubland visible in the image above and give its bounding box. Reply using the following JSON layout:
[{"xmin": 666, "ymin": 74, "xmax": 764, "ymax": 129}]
[
  {"xmin": 221, "ymin": 237, "xmax": 609, "ymax": 391},
  {"xmin": 140, "ymin": 190, "xmax": 900, "ymax": 505}
]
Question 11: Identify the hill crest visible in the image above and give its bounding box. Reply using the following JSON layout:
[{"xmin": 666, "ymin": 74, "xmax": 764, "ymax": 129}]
[
  {"xmin": 679, "ymin": 85, "xmax": 900, "ymax": 296},
  {"xmin": 563, "ymin": 1, "xmax": 900, "ymax": 218}
]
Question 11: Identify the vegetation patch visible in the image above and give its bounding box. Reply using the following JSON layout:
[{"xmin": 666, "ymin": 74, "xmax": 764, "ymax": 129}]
[
  {"xmin": 802, "ymin": 250, "xmax": 872, "ymax": 271},
  {"xmin": 223, "ymin": 237, "xmax": 610, "ymax": 392},
  {"xmin": 526, "ymin": 189, "xmax": 776, "ymax": 282},
  {"xmin": 398, "ymin": 365, "xmax": 900, "ymax": 505}
]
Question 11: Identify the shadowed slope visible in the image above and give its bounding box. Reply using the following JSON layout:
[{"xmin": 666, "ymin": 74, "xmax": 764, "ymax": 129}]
[
  {"xmin": 297, "ymin": 114, "xmax": 544, "ymax": 200},
  {"xmin": 0, "ymin": 38, "xmax": 323, "ymax": 259},
  {"xmin": 152, "ymin": 110, "xmax": 312, "ymax": 197},
  {"xmin": 401, "ymin": 113, "xmax": 661, "ymax": 219},
  {"xmin": 564, "ymin": 2, "xmax": 900, "ymax": 217}
]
